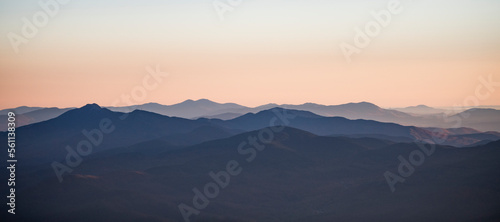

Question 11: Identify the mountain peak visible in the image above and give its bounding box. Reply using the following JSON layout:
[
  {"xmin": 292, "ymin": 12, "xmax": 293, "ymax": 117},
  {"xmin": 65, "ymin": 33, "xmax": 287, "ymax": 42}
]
[
  {"xmin": 80, "ymin": 103, "xmax": 102, "ymax": 110},
  {"xmin": 359, "ymin": 101, "xmax": 378, "ymax": 106},
  {"xmin": 142, "ymin": 102, "xmax": 162, "ymax": 106},
  {"xmin": 195, "ymin": 99, "xmax": 212, "ymax": 103},
  {"xmin": 54, "ymin": 103, "xmax": 115, "ymax": 123},
  {"xmin": 407, "ymin": 104, "xmax": 432, "ymax": 109},
  {"xmin": 344, "ymin": 102, "xmax": 380, "ymax": 109},
  {"xmin": 177, "ymin": 99, "xmax": 219, "ymax": 106}
]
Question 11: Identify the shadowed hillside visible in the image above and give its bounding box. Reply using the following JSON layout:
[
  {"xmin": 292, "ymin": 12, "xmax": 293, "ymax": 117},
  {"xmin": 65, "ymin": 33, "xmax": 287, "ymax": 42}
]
[{"xmin": 3, "ymin": 127, "xmax": 500, "ymax": 221}]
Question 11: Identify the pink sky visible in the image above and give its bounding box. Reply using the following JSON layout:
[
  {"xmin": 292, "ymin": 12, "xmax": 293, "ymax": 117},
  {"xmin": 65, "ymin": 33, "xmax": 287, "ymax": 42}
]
[{"xmin": 1, "ymin": 0, "xmax": 499, "ymax": 109}]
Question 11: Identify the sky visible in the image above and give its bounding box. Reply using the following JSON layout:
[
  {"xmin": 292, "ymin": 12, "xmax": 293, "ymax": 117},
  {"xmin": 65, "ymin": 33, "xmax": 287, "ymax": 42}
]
[{"xmin": 1, "ymin": 0, "xmax": 499, "ymax": 109}]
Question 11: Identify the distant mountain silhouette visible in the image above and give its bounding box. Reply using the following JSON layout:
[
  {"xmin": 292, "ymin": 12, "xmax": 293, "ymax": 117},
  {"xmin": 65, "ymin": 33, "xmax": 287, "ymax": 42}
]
[
  {"xmin": 2, "ymin": 105, "xmax": 498, "ymax": 168},
  {"xmin": 450, "ymin": 108, "xmax": 500, "ymax": 132},
  {"xmin": 197, "ymin": 101, "xmax": 415, "ymax": 123},
  {"xmin": 421, "ymin": 127, "xmax": 482, "ymax": 135},
  {"xmin": 0, "ymin": 106, "xmax": 44, "ymax": 115},
  {"xmin": 288, "ymin": 104, "xmax": 500, "ymax": 133},
  {"xmin": 280, "ymin": 101, "xmax": 413, "ymax": 121},
  {"xmin": 0, "ymin": 104, "xmax": 232, "ymax": 165},
  {"xmin": 107, "ymin": 100, "xmax": 413, "ymax": 123},
  {"xmin": 391, "ymin": 105, "xmax": 445, "ymax": 115},
  {"xmin": 7, "ymin": 100, "xmax": 500, "ymax": 132},
  {"xmin": 0, "ymin": 107, "xmax": 72, "ymax": 131},
  {"xmin": 220, "ymin": 108, "xmax": 500, "ymax": 147},
  {"xmin": 259, "ymin": 104, "xmax": 500, "ymax": 132},
  {"xmin": 107, "ymin": 99, "xmax": 247, "ymax": 119},
  {"xmin": 106, "ymin": 100, "xmax": 500, "ymax": 132}
]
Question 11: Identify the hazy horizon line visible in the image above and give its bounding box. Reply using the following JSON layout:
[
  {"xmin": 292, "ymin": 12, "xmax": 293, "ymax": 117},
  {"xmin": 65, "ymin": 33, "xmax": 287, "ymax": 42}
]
[{"xmin": 2, "ymin": 99, "xmax": 500, "ymax": 111}]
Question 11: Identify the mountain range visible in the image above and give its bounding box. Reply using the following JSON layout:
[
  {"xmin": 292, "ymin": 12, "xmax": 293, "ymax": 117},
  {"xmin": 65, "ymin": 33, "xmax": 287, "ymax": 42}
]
[
  {"xmin": 390, "ymin": 105, "xmax": 446, "ymax": 115},
  {"xmin": 1, "ymin": 101, "xmax": 500, "ymax": 221},
  {"xmin": 2, "ymin": 99, "xmax": 500, "ymax": 132},
  {"xmin": 2, "ymin": 104, "xmax": 499, "ymax": 167}
]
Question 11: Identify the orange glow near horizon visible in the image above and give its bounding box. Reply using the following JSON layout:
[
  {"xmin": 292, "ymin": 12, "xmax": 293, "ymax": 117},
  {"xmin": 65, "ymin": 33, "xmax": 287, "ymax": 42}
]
[{"xmin": 1, "ymin": 1, "xmax": 499, "ymax": 109}]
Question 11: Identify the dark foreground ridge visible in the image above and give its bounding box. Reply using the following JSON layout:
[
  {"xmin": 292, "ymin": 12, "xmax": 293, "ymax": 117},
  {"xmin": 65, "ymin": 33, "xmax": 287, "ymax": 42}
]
[{"xmin": 2, "ymin": 123, "xmax": 500, "ymax": 221}]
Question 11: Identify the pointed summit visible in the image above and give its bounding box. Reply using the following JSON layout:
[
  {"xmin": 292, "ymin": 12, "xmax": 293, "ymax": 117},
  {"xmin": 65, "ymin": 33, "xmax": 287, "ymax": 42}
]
[
  {"xmin": 80, "ymin": 103, "xmax": 102, "ymax": 110},
  {"xmin": 195, "ymin": 99, "xmax": 213, "ymax": 103},
  {"xmin": 58, "ymin": 103, "xmax": 111, "ymax": 120},
  {"xmin": 354, "ymin": 102, "xmax": 380, "ymax": 108}
]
